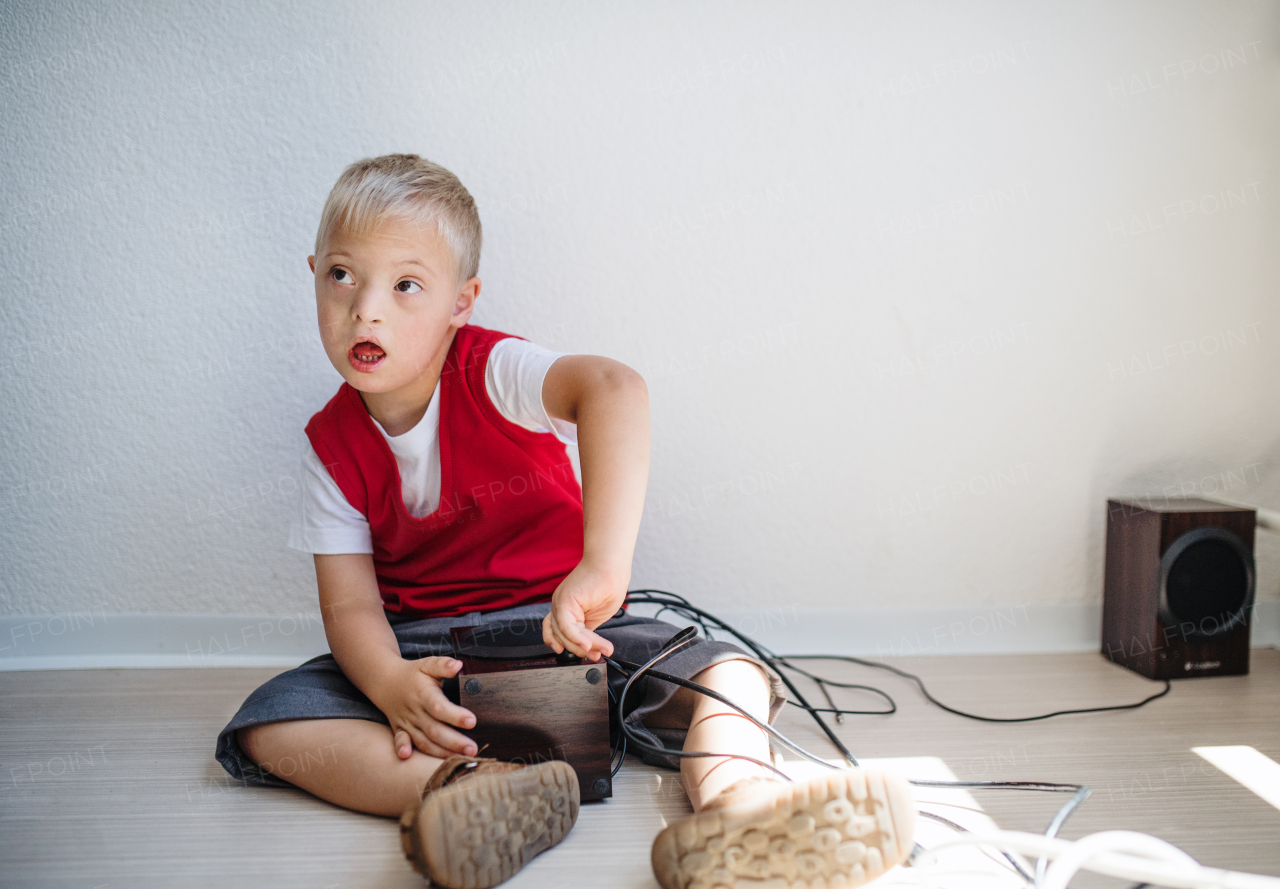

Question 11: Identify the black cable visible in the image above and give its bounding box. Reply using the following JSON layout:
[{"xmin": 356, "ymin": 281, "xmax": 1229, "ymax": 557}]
[
  {"xmin": 775, "ymin": 660, "xmax": 896, "ymax": 716},
  {"xmin": 626, "ymin": 591, "xmax": 863, "ymax": 767},
  {"xmin": 816, "ymin": 676, "xmax": 843, "ymax": 723},
  {"xmin": 913, "ymin": 778, "xmax": 1092, "ymax": 885},
  {"xmin": 779, "ymin": 654, "xmax": 1173, "ymax": 723},
  {"xmin": 653, "ymin": 603, "xmax": 716, "ymax": 641},
  {"xmin": 609, "ymin": 625, "xmax": 791, "ymax": 780},
  {"xmin": 625, "ymin": 591, "xmax": 1173, "ymax": 726},
  {"xmin": 610, "ymin": 733, "xmax": 627, "ymax": 777},
  {"xmin": 606, "ymin": 681, "xmax": 627, "ymax": 777},
  {"xmin": 607, "ymin": 655, "xmax": 844, "ymax": 771},
  {"xmin": 910, "ymin": 780, "xmax": 1083, "ymax": 793}
]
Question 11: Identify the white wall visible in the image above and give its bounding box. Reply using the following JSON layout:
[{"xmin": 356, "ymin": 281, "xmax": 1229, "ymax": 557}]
[{"xmin": 2, "ymin": 2, "xmax": 1278, "ymax": 635}]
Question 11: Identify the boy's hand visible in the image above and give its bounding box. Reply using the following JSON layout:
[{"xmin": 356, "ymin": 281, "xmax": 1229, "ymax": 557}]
[
  {"xmin": 373, "ymin": 656, "xmax": 479, "ymax": 760},
  {"xmin": 542, "ymin": 562, "xmax": 627, "ymax": 663}
]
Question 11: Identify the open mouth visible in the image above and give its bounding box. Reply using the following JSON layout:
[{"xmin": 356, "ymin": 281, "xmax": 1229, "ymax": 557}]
[{"xmin": 348, "ymin": 341, "xmax": 386, "ymax": 372}]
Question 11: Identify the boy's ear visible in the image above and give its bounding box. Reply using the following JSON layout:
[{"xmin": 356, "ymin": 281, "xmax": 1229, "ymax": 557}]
[
  {"xmin": 308, "ymin": 255, "xmax": 316, "ymax": 274},
  {"xmin": 451, "ymin": 276, "xmax": 481, "ymax": 328}
]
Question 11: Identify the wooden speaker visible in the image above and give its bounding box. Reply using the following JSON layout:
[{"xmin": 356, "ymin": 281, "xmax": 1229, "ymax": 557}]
[
  {"xmin": 441, "ymin": 622, "xmax": 613, "ymax": 803},
  {"xmin": 1102, "ymin": 497, "xmax": 1255, "ymax": 679}
]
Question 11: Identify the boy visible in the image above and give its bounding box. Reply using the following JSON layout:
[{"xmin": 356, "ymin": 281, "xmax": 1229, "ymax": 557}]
[{"xmin": 215, "ymin": 154, "xmax": 915, "ymax": 889}]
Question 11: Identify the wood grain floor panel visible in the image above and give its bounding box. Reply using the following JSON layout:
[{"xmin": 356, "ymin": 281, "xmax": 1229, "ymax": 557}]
[{"xmin": 1, "ymin": 651, "xmax": 1277, "ymax": 887}]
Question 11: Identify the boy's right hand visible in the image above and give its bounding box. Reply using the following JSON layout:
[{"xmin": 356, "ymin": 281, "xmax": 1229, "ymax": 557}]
[{"xmin": 374, "ymin": 657, "xmax": 478, "ymax": 760}]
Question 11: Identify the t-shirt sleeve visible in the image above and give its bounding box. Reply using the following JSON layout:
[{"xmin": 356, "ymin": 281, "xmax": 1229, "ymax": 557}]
[
  {"xmin": 287, "ymin": 445, "xmax": 375, "ymax": 555},
  {"xmin": 485, "ymin": 337, "xmax": 578, "ymax": 445}
]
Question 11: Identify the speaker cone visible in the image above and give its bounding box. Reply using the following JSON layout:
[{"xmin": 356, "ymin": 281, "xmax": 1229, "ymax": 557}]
[{"xmin": 1158, "ymin": 526, "xmax": 1254, "ymax": 639}]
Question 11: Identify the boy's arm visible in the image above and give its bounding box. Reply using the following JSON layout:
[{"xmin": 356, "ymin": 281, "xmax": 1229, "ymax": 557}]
[
  {"xmin": 539, "ymin": 355, "xmax": 650, "ymax": 661},
  {"xmin": 315, "ymin": 552, "xmax": 478, "ymax": 759}
]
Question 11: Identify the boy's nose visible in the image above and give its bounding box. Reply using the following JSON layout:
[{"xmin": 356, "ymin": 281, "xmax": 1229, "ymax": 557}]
[{"xmin": 350, "ymin": 286, "xmax": 385, "ymax": 323}]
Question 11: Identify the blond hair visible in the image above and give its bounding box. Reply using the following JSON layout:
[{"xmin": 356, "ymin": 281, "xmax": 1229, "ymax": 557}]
[{"xmin": 315, "ymin": 154, "xmax": 482, "ymax": 282}]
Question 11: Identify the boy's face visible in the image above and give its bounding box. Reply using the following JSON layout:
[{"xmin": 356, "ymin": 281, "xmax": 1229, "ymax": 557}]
[{"xmin": 309, "ymin": 217, "xmax": 479, "ymax": 407}]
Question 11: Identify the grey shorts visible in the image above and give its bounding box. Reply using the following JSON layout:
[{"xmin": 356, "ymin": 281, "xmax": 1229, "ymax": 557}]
[{"xmin": 215, "ymin": 601, "xmax": 787, "ymax": 785}]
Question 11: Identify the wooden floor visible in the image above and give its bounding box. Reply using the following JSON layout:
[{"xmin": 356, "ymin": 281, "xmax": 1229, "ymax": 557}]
[{"xmin": 1, "ymin": 650, "xmax": 1278, "ymax": 888}]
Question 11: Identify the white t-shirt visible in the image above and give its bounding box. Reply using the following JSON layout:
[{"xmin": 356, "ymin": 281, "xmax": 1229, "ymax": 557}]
[{"xmin": 288, "ymin": 337, "xmax": 578, "ymax": 555}]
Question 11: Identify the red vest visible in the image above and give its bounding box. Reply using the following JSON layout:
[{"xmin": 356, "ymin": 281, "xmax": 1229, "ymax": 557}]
[{"xmin": 305, "ymin": 325, "xmax": 584, "ymax": 617}]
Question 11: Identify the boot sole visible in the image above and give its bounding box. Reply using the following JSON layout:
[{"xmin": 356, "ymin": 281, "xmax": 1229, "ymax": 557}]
[
  {"xmin": 651, "ymin": 769, "xmax": 916, "ymax": 889},
  {"xmin": 401, "ymin": 759, "xmax": 579, "ymax": 889}
]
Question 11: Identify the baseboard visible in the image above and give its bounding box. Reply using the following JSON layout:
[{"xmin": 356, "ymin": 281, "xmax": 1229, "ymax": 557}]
[
  {"xmin": 1, "ymin": 601, "xmax": 1276, "ymax": 671},
  {"xmin": 0, "ymin": 611, "xmax": 329, "ymax": 671}
]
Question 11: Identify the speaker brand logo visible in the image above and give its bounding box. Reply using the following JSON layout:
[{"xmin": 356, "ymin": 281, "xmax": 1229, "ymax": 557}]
[{"xmin": 1184, "ymin": 660, "xmax": 1222, "ymax": 671}]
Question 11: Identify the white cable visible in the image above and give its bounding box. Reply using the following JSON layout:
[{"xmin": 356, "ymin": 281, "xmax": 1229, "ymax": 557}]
[
  {"xmin": 915, "ymin": 829, "xmax": 1280, "ymax": 888},
  {"xmin": 1254, "ymin": 506, "xmax": 1280, "ymax": 534},
  {"xmin": 1040, "ymin": 831, "xmax": 1198, "ymax": 889}
]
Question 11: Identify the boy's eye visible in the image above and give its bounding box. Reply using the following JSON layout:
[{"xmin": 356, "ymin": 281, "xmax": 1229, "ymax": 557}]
[
  {"xmin": 329, "ymin": 268, "xmax": 352, "ymax": 284},
  {"xmin": 395, "ymin": 280, "xmax": 422, "ymax": 294}
]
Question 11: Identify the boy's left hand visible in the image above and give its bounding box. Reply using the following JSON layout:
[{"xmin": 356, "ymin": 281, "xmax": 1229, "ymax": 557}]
[{"xmin": 542, "ymin": 562, "xmax": 627, "ymax": 663}]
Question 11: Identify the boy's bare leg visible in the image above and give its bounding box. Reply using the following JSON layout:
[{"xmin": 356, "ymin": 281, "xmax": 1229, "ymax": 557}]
[
  {"xmin": 676, "ymin": 659, "xmax": 776, "ymax": 812},
  {"xmin": 652, "ymin": 658, "xmax": 919, "ymax": 889},
  {"xmin": 237, "ymin": 719, "xmax": 444, "ymax": 817}
]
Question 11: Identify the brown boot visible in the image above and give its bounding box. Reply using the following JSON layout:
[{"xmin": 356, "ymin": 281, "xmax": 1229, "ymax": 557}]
[
  {"xmin": 400, "ymin": 754, "xmax": 579, "ymax": 889},
  {"xmin": 651, "ymin": 769, "xmax": 916, "ymax": 889}
]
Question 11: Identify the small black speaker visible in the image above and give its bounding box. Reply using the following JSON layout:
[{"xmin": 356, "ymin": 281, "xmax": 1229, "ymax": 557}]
[{"xmin": 1102, "ymin": 497, "xmax": 1255, "ymax": 678}]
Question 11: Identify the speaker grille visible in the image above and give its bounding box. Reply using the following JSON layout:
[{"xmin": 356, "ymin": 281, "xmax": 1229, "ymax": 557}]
[{"xmin": 1159, "ymin": 526, "xmax": 1254, "ymax": 638}]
